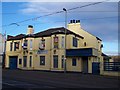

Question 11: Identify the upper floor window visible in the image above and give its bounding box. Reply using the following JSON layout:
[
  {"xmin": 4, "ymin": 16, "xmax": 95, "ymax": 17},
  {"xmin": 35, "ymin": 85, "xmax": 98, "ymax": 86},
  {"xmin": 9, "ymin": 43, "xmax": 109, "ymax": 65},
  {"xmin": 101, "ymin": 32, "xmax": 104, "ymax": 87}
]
[
  {"xmin": 73, "ymin": 37, "xmax": 77, "ymax": 47},
  {"xmin": 54, "ymin": 36, "xmax": 59, "ymax": 48},
  {"xmin": 19, "ymin": 58, "xmax": 22, "ymax": 64},
  {"xmin": 84, "ymin": 42, "xmax": 87, "ymax": 46},
  {"xmin": 10, "ymin": 42, "xmax": 13, "ymax": 51},
  {"xmin": 14, "ymin": 42, "xmax": 19, "ymax": 51},
  {"xmin": 22, "ymin": 40, "xmax": 28, "ymax": 49},
  {"xmin": 30, "ymin": 39, "xmax": 32, "ymax": 50},
  {"xmin": 39, "ymin": 39, "xmax": 45, "ymax": 50}
]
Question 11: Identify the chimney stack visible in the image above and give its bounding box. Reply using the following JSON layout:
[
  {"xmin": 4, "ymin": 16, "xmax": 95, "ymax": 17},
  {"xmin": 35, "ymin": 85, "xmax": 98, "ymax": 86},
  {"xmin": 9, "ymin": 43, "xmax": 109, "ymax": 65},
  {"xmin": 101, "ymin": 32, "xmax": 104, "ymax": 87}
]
[
  {"xmin": 27, "ymin": 25, "xmax": 34, "ymax": 35},
  {"xmin": 67, "ymin": 20, "xmax": 81, "ymax": 33},
  {"xmin": 69, "ymin": 20, "xmax": 80, "ymax": 24}
]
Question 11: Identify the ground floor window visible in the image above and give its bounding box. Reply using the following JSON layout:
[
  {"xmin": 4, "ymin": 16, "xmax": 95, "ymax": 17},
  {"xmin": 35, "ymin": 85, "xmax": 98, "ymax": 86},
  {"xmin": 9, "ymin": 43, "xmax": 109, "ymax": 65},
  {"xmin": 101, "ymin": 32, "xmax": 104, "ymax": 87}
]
[
  {"xmin": 53, "ymin": 55, "xmax": 58, "ymax": 68},
  {"xmin": 40, "ymin": 56, "xmax": 45, "ymax": 65},
  {"xmin": 19, "ymin": 58, "xmax": 22, "ymax": 64},
  {"xmin": 30, "ymin": 56, "xmax": 32, "ymax": 67},
  {"xmin": 61, "ymin": 55, "xmax": 64, "ymax": 68},
  {"xmin": 23, "ymin": 56, "xmax": 27, "ymax": 67},
  {"xmin": 72, "ymin": 58, "xmax": 77, "ymax": 66}
]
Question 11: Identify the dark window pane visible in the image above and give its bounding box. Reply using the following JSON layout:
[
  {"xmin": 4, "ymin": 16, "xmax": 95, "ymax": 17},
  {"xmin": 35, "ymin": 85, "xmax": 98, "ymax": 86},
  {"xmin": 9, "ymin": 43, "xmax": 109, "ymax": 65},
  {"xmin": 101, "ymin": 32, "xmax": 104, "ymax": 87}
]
[
  {"xmin": 40, "ymin": 56, "xmax": 45, "ymax": 65},
  {"xmin": 73, "ymin": 37, "xmax": 77, "ymax": 47},
  {"xmin": 30, "ymin": 56, "xmax": 32, "ymax": 67},
  {"xmin": 10, "ymin": 42, "xmax": 12, "ymax": 51},
  {"xmin": 72, "ymin": 58, "xmax": 77, "ymax": 66},
  {"xmin": 14, "ymin": 42, "xmax": 16, "ymax": 51},
  {"xmin": 23, "ymin": 56, "xmax": 27, "ymax": 67},
  {"xmin": 62, "ymin": 55, "xmax": 64, "ymax": 68},
  {"xmin": 14, "ymin": 42, "xmax": 19, "ymax": 51},
  {"xmin": 53, "ymin": 55, "xmax": 58, "ymax": 68},
  {"xmin": 19, "ymin": 59, "xmax": 22, "ymax": 64}
]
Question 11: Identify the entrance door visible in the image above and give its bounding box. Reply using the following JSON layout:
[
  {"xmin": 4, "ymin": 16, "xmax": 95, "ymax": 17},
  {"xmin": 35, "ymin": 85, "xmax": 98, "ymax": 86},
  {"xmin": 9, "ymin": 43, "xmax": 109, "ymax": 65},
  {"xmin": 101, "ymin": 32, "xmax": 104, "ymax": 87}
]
[
  {"xmin": 92, "ymin": 62, "xmax": 100, "ymax": 74},
  {"xmin": 9, "ymin": 56, "xmax": 18, "ymax": 69},
  {"xmin": 82, "ymin": 57, "xmax": 88, "ymax": 73},
  {"xmin": 23, "ymin": 56, "xmax": 27, "ymax": 67},
  {"xmin": 53, "ymin": 55, "xmax": 58, "ymax": 68}
]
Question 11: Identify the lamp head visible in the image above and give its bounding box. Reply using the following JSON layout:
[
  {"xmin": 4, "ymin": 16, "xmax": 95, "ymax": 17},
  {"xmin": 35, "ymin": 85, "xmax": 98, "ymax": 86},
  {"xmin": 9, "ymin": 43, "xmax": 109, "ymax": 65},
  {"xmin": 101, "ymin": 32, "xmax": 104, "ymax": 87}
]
[{"xmin": 63, "ymin": 8, "xmax": 67, "ymax": 11}]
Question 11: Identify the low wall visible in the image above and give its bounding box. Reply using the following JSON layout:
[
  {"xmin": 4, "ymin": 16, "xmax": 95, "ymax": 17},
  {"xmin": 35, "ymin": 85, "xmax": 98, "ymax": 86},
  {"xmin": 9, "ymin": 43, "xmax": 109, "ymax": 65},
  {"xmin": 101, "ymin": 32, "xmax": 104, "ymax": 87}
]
[{"xmin": 101, "ymin": 71, "xmax": 120, "ymax": 76}]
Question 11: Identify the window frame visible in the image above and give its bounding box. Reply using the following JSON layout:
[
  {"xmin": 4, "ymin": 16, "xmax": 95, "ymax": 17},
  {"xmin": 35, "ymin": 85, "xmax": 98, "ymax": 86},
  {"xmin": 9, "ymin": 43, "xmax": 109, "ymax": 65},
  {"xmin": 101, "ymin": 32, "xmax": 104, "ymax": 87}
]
[
  {"xmin": 30, "ymin": 56, "xmax": 32, "ymax": 67},
  {"xmin": 40, "ymin": 56, "xmax": 45, "ymax": 65},
  {"xmin": 54, "ymin": 36, "xmax": 59, "ymax": 48},
  {"xmin": 10, "ymin": 42, "xmax": 13, "ymax": 51},
  {"xmin": 72, "ymin": 58, "xmax": 77, "ymax": 66},
  {"xmin": 73, "ymin": 37, "xmax": 78, "ymax": 47},
  {"xmin": 61, "ymin": 55, "xmax": 64, "ymax": 68},
  {"xmin": 53, "ymin": 55, "xmax": 58, "ymax": 68},
  {"xmin": 19, "ymin": 58, "xmax": 22, "ymax": 64},
  {"xmin": 30, "ymin": 39, "xmax": 33, "ymax": 50}
]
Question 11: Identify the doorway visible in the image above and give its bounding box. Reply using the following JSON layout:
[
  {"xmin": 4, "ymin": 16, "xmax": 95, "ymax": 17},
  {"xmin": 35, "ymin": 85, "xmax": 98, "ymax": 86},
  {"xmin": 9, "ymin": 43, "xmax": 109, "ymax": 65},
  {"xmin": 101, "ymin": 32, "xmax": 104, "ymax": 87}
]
[
  {"xmin": 9, "ymin": 56, "xmax": 18, "ymax": 69},
  {"xmin": 82, "ymin": 57, "xmax": 88, "ymax": 73}
]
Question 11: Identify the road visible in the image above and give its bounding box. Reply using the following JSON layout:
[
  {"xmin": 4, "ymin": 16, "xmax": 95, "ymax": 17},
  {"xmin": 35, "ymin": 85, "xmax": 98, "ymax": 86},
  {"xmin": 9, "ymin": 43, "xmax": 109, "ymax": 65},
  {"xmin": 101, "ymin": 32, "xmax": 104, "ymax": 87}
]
[{"xmin": 2, "ymin": 69, "xmax": 120, "ymax": 89}]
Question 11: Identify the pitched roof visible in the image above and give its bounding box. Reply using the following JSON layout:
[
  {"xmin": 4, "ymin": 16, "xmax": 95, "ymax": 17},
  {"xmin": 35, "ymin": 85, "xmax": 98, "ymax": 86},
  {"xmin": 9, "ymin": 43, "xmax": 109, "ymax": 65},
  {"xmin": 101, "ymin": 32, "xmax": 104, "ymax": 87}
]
[
  {"xmin": 7, "ymin": 34, "xmax": 26, "ymax": 41},
  {"xmin": 96, "ymin": 37, "xmax": 102, "ymax": 41},
  {"xmin": 102, "ymin": 53, "xmax": 111, "ymax": 59},
  {"xmin": 7, "ymin": 27, "xmax": 84, "ymax": 40},
  {"xmin": 34, "ymin": 27, "xmax": 84, "ymax": 38}
]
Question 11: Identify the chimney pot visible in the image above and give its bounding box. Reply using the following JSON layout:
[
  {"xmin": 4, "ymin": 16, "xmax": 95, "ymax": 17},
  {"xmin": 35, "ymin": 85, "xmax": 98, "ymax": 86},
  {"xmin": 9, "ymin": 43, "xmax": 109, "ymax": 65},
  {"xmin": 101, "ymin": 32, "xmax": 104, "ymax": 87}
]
[
  {"xmin": 78, "ymin": 20, "xmax": 80, "ymax": 23},
  {"xmin": 70, "ymin": 20, "xmax": 73, "ymax": 23},
  {"xmin": 73, "ymin": 20, "xmax": 75, "ymax": 23},
  {"xmin": 28, "ymin": 25, "xmax": 33, "ymax": 28}
]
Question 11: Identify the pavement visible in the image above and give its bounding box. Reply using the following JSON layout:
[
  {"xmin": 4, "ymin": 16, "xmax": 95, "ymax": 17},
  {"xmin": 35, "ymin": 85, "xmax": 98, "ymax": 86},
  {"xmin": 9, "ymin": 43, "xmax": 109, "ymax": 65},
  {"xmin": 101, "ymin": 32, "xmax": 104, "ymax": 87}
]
[{"xmin": 2, "ymin": 69, "xmax": 120, "ymax": 89}]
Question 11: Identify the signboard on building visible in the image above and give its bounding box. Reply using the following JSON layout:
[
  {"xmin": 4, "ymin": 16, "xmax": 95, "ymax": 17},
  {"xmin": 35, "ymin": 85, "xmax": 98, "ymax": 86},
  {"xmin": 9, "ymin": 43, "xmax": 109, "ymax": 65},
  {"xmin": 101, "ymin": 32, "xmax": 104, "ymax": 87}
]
[{"xmin": 37, "ymin": 50, "xmax": 48, "ymax": 54}]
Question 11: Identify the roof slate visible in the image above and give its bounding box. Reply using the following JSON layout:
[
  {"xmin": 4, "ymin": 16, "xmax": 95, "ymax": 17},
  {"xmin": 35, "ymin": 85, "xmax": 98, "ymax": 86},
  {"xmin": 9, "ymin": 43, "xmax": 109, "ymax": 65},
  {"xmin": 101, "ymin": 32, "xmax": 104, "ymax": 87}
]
[{"xmin": 7, "ymin": 27, "xmax": 84, "ymax": 40}]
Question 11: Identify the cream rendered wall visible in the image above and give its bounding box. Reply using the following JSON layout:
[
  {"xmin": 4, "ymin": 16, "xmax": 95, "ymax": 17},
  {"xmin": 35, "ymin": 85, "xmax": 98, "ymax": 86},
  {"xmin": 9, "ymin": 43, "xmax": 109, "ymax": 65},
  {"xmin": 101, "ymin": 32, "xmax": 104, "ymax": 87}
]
[
  {"xmin": 67, "ymin": 23, "xmax": 99, "ymax": 50},
  {"xmin": 88, "ymin": 57, "xmax": 99, "ymax": 73},
  {"xmin": 66, "ymin": 57, "xmax": 82, "ymax": 72},
  {"xmin": 5, "ymin": 40, "xmax": 22, "ymax": 68},
  {"xmin": 88, "ymin": 57, "xmax": 92, "ymax": 73},
  {"xmin": 26, "ymin": 38, "xmax": 34, "ymax": 51},
  {"xmin": 51, "ymin": 34, "xmax": 63, "ymax": 70},
  {"xmin": 33, "ymin": 52, "xmax": 51, "ymax": 70},
  {"xmin": 66, "ymin": 34, "xmax": 83, "ymax": 49},
  {"xmin": 50, "ymin": 34, "xmax": 83, "ymax": 71},
  {"xmin": 32, "ymin": 37, "xmax": 51, "ymax": 70},
  {"xmin": 6, "ymin": 40, "xmax": 22, "ymax": 52},
  {"xmin": 51, "ymin": 49, "xmax": 65, "ymax": 71}
]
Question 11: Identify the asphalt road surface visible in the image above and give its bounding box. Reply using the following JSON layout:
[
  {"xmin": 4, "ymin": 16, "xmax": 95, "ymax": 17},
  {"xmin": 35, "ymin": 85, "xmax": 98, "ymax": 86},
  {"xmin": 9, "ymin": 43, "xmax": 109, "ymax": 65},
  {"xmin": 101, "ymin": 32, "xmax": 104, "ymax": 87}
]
[{"xmin": 2, "ymin": 69, "xmax": 120, "ymax": 89}]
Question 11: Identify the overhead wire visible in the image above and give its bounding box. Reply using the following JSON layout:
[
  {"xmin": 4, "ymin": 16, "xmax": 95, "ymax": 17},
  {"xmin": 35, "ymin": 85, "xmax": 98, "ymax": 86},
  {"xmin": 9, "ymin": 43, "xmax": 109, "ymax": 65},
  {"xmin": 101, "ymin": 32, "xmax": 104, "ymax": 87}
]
[{"xmin": 1, "ymin": 0, "xmax": 112, "ymax": 27}]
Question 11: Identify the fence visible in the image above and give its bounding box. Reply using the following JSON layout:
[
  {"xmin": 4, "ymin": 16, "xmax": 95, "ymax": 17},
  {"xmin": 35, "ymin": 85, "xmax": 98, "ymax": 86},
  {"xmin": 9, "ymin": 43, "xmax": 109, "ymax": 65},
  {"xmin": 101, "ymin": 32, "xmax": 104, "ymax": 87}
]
[{"xmin": 104, "ymin": 62, "xmax": 120, "ymax": 71}]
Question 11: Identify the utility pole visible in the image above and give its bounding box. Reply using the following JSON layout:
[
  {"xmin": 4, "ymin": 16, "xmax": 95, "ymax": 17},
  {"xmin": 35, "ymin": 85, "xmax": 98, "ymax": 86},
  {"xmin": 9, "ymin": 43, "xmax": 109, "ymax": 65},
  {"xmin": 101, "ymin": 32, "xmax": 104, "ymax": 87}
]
[
  {"xmin": 63, "ymin": 8, "xmax": 67, "ymax": 73},
  {"xmin": 2, "ymin": 30, "xmax": 6, "ymax": 68}
]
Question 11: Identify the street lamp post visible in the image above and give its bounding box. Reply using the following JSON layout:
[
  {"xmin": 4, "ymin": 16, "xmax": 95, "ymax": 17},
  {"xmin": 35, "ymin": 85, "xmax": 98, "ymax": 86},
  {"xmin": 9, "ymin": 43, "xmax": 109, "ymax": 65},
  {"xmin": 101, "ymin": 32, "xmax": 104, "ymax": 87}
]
[
  {"xmin": 63, "ymin": 8, "xmax": 67, "ymax": 73},
  {"xmin": 2, "ymin": 30, "xmax": 6, "ymax": 68}
]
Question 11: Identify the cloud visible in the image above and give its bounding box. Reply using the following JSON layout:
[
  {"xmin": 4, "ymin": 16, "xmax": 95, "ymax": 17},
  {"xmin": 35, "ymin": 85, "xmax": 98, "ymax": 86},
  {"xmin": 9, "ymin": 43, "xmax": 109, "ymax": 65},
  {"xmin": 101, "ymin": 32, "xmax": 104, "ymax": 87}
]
[
  {"xmin": 19, "ymin": 2, "xmax": 118, "ymax": 43},
  {"xmin": 2, "ymin": 0, "xmax": 120, "ymax": 2},
  {"xmin": 19, "ymin": 2, "xmax": 118, "ymax": 14},
  {"xmin": 81, "ymin": 21, "xmax": 118, "ymax": 42}
]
